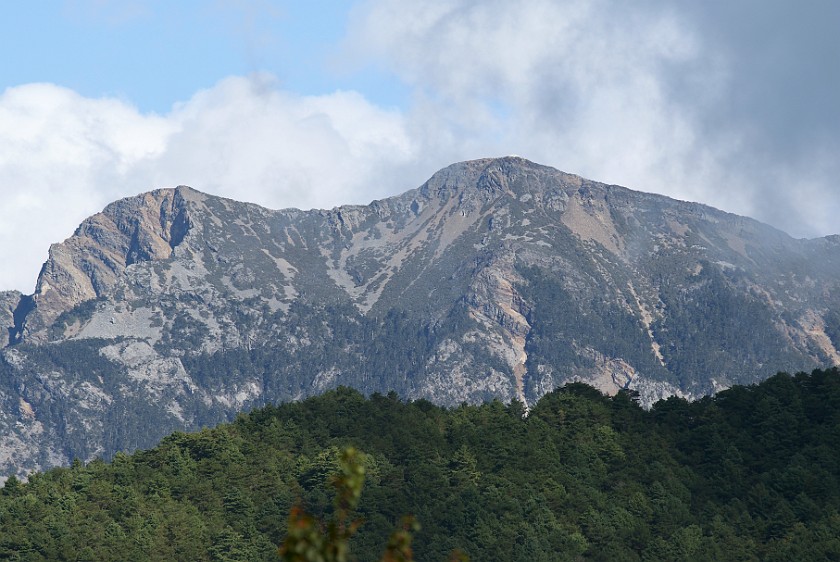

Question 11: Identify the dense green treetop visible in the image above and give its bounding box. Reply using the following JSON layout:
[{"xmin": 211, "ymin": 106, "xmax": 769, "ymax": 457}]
[{"xmin": 3, "ymin": 368, "xmax": 840, "ymax": 560}]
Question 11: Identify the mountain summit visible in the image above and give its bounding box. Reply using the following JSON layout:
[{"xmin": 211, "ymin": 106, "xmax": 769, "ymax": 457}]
[{"xmin": 3, "ymin": 157, "xmax": 840, "ymax": 477}]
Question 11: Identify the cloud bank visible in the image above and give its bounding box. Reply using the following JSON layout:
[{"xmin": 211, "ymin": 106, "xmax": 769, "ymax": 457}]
[
  {"xmin": 345, "ymin": 0, "xmax": 840, "ymax": 236},
  {"xmin": 2, "ymin": 0, "xmax": 838, "ymax": 291},
  {"xmin": 0, "ymin": 77, "xmax": 413, "ymax": 291}
]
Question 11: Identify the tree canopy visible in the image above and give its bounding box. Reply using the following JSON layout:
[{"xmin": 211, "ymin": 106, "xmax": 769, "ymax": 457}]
[{"xmin": 3, "ymin": 368, "xmax": 840, "ymax": 560}]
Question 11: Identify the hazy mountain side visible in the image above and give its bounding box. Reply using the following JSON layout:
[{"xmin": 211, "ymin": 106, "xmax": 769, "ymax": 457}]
[
  {"xmin": 3, "ymin": 156, "xmax": 840, "ymax": 478},
  {"xmin": 0, "ymin": 325, "xmax": 261, "ymax": 476},
  {"xmin": 0, "ymin": 303, "xmax": 464, "ymax": 480}
]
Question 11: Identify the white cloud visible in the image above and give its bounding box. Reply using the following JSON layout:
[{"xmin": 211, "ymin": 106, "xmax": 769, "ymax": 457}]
[
  {"xmin": 347, "ymin": 1, "xmax": 724, "ymax": 191},
  {"xmin": 0, "ymin": 83, "xmax": 174, "ymax": 292},
  {"xmin": 3, "ymin": 0, "xmax": 839, "ymax": 293},
  {"xmin": 345, "ymin": 0, "xmax": 840, "ymax": 239},
  {"xmin": 146, "ymin": 74, "xmax": 413, "ymax": 208},
  {"xmin": 0, "ymin": 76, "xmax": 414, "ymax": 292}
]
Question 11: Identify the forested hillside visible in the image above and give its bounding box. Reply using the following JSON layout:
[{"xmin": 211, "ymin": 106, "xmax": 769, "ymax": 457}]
[{"xmin": 3, "ymin": 368, "xmax": 840, "ymax": 561}]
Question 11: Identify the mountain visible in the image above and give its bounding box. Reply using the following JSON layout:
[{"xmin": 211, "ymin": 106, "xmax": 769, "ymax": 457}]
[{"xmin": 2, "ymin": 156, "xmax": 840, "ymax": 478}]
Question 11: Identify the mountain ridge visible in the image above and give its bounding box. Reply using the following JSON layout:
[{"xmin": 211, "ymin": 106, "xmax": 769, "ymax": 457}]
[{"xmin": 2, "ymin": 156, "xmax": 839, "ymax": 478}]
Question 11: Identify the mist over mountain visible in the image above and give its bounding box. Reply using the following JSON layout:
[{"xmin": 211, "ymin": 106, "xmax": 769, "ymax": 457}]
[{"xmin": 2, "ymin": 156, "xmax": 839, "ymax": 478}]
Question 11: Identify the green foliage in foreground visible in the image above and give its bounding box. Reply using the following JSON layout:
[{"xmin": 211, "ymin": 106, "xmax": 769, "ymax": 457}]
[
  {"xmin": 279, "ymin": 446, "xmax": 431, "ymax": 562},
  {"xmin": 3, "ymin": 368, "xmax": 840, "ymax": 561}
]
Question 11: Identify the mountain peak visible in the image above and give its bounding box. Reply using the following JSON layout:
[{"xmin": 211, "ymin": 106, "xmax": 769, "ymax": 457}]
[
  {"xmin": 4, "ymin": 157, "xmax": 840, "ymax": 477},
  {"xmin": 406, "ymin": 156, "xmax": 583, "ymax": 217},
  {"xmin": 20, "ymin": 188, "xmax": 194, "ymax": 339},
  {"xmin": 173, "ymin": 184, "xmax": 209, "ymax": 202}
]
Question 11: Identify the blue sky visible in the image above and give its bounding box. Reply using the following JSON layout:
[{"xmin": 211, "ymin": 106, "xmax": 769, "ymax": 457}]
[
  {"xmin": 1, "ymin": 0, "xmax": 839, "ymax": 291},
  {"xmin": 1, "ymin": 1, "xmax": 404, "ymax": 110}
]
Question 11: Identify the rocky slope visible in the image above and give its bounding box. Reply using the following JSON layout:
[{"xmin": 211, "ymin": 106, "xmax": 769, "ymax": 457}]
[
  {"xmin": 2, "ymin": 156, "xmax": 840, "ymax": 478},
  {"xmin": 0, "ymin": 291, "xmax": 20, "ymax": 340}
]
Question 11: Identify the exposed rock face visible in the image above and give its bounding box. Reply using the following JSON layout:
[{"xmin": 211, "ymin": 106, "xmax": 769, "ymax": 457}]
[
  {"xmin": 3, "ymin": 156, "xmax": 840, "ymax": 478},
  {"xmin": 21, "ymin": 188, "xmax": 193, "ymax": 340},
  {"xmin": 0, "ymin": 291, "xmax": 21, "ymax": 343}
]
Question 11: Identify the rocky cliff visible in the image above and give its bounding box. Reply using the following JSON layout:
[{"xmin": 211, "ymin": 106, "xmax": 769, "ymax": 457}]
[
  {"xmin": 19, "ymin": 189, "xmax": 191, "ymax": 340},
  {"xmin": 2, "ymin": 156, "xmax": 840, "ymax": 478},
  {"xmin": 0, "ymin": 290, "xmax": 19, "ymax": 327}
]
